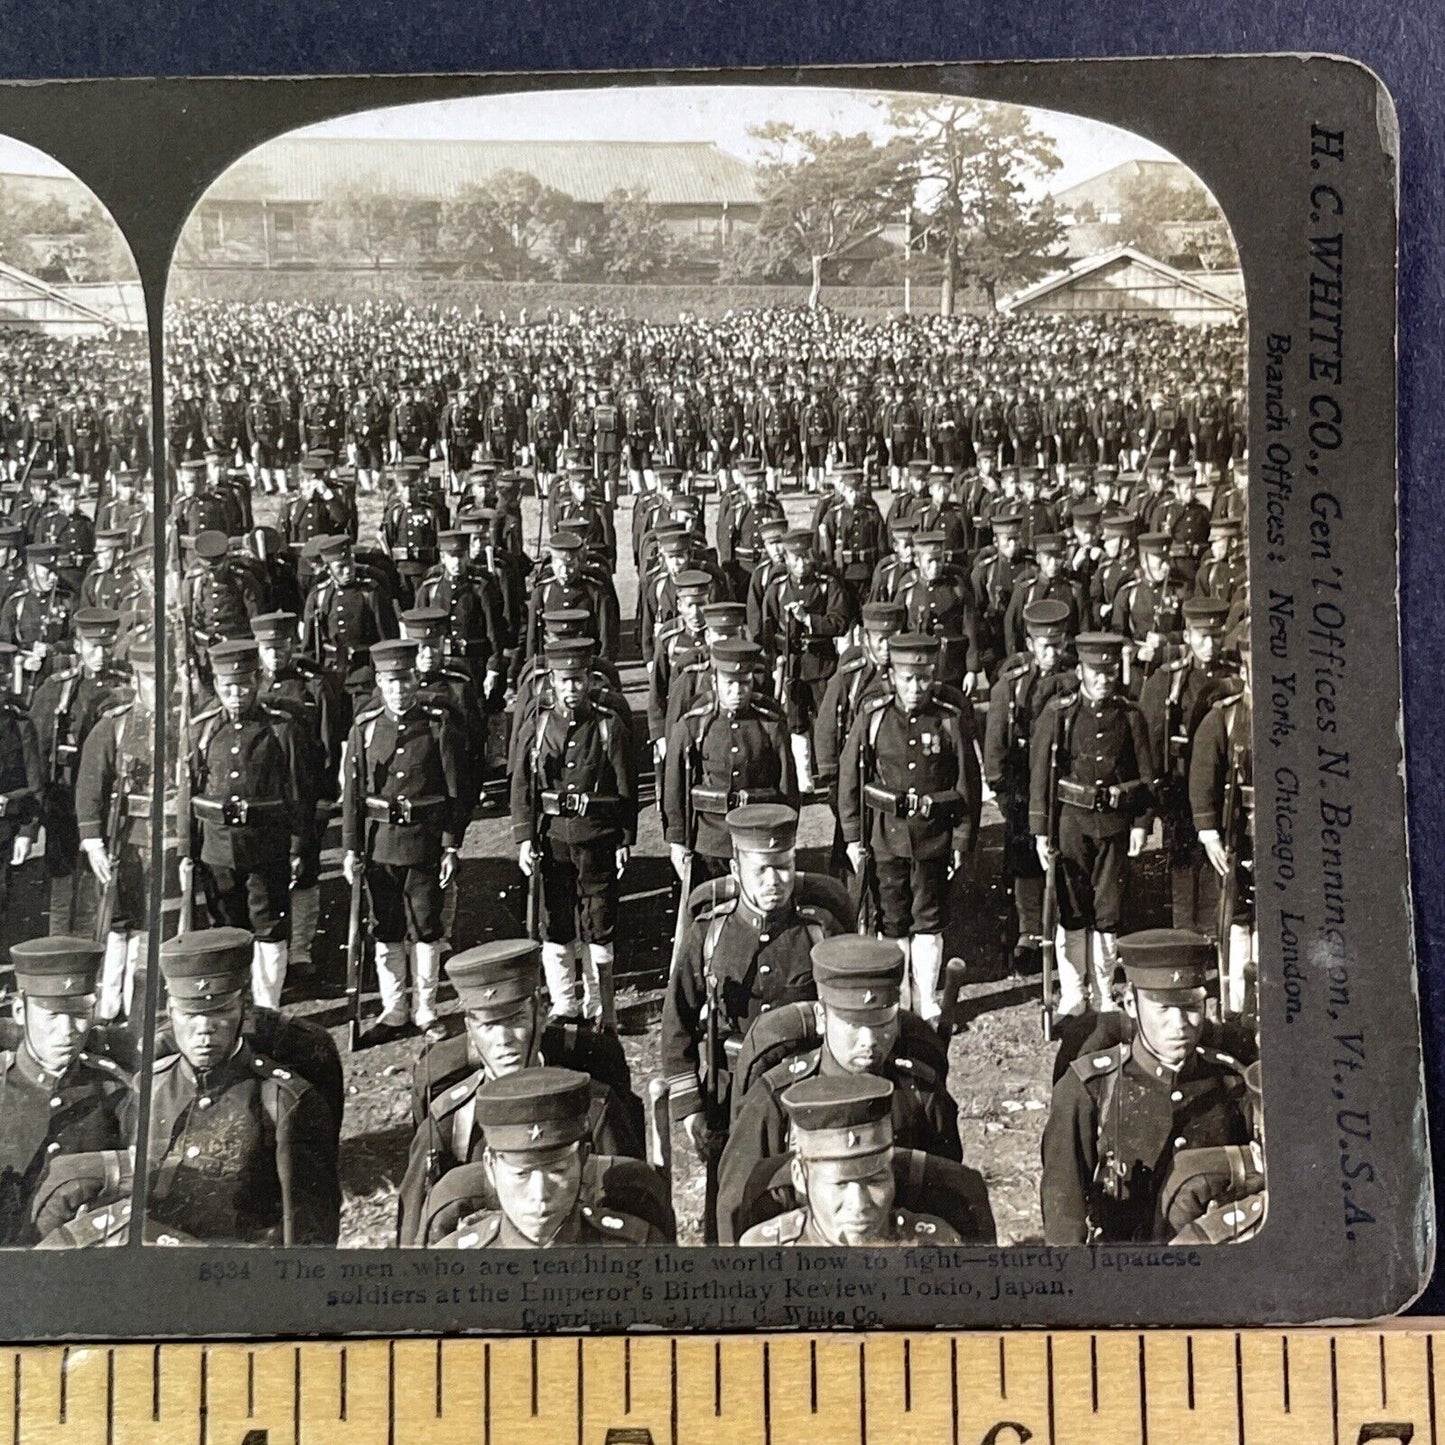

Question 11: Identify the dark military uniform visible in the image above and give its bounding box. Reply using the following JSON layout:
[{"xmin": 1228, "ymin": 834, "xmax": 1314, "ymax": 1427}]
[
  {"xmin": 1041, "ymin": 934, "xmax": 1253, "ymax": 1244},
  {"xmin": 0, "ymin": 663, "xmax": 43, "ymax": 914},
  {"xmin": 302, "ymin": 540, "xmax": 399, "ymax": 698},
  {"xmin": 758, "ymin": 540, "xmax": 850, "ymax": 740},
  {"xmin": 0, "ymin": 938, "xmax": 136, "ymax": 1247},
  {"xmin": 900, "ymin": 540, "xmax": 981, "ymax": 688},
  {"xmin": 382, "ymin": 490, "xmax": 447, "ymax": 608},
  {"xmin": 184, "ymin": 543, "xmax": 263, "ymax": 649}
]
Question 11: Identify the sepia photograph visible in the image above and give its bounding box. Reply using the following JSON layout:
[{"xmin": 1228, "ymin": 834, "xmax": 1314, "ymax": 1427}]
[
  {"xmin": 0, "ymin": 132, "xmax": 152, "ymax": 1248},
  {"xmin": 151, "ymin": 80, "xmax": 1261, "ymax": 1255}
]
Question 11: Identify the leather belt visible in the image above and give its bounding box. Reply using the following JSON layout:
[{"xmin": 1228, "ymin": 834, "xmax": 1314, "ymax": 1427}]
[
  {"xmin": 863, "ymin": 783, "xmax": 960, "ymax": 820},
  {"xmin": 691, "ymin": 786, "xmax": 780, "ymax": 814},
  {"xmin": 1057, "ymin": 779, "xmax": 1145, "ymax": 812},
  {"xmin": 364, "ymin": 795, "xmax": 446, "ymax": 824},
  {"xmin": 192, "ymin": 796, "xmax": 286, "ymax": 825},
  {"xmin": 540, "ymin": 790, "xmax": 616, "ymax": 819}
]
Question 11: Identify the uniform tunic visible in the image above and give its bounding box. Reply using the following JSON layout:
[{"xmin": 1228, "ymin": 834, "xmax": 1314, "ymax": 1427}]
[
  {"xmin": 1040, "ymin": 1037, "xmax": 1252, "ymax": 1244},
  {"xmin": 146, "ymin": 1044, "xmax": 340, "ymax": 1246},
  {"xmin": 739, "ymin": 1206, "xmax": 960, "ymax": 1247}
]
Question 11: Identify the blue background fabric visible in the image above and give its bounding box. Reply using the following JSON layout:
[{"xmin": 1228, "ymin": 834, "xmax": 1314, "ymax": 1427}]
[{"xmin": 0, "ymin": 0, "xmax": 1440, "ymax": 1308}]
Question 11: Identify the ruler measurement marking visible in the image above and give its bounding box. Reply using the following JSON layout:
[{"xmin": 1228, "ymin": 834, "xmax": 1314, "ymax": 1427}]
[
  {"xmin": 292, "ymin": 1345, "xmax": 300, "ymax": 1445},
  {"xmin": 1186, "ymin": 1334, "xmax": 1196, "ymax": 1410},
  {"xmin": 1330, "ymin": 1335, "xmax": 1340, "ymax": 1445},
  {"xmin": 484, "ymin": 1340, "xmax": 492, "ymax": 1445},
  {"xmin": 763, "ymin": 1340, "xmax": 772, "ymax": 1445},
  {"xmin": 152, "ymin": 1343, "xmax": 161, "ymax": 1422},
  {"xmin": 387, "ymin": 1340, "xmax": 396, "ymax": 1445},
  {"xmin": 1236, "ymin": 1332, "xmax": 1246, "ymax": 1445},
  {"xmin": 576, "ymin": 1337, "xmax": 584, "ymax": 1445},
  {"xmin": 1046, "ymin": 1335, "xmax": 1057, "ymax": 1445},
  {"xmin": 669, "ymin": 1338, "xmax": 678, "ymax": 1445},
  {"xmin": 11, "ymin": 1352, "xmax": 19, "ymax": 1445},
  {"xmin": 106, "ymin": 1348, "xmax": 115, "ymax": 1445},
  {"xmin": 1138, "ymin": 1334, "xmax": 1149, "ymax": 1445},
  {"xmin": 951, "ymin": 1337, "xmax": 960, "ymax": 1445},
  {"xmin": 1379, "ymin": 1332, "xmax": 1388, "ymax": 1406},
  {"xmin": 531, "ymin": 1338, "xmax": 539, "ymax": 1416},
  {"xmin": 809, "ymin": 1339, "xmax": 817, "ymax": 1413},
  {"xmin": 1090, "ymin": 1333, "xmax": 1099, "ymax": 1412},
  {"xmin": 435, "ymin": 1338, "xmax": 444, "ymax": 1417},
  {"xmin": 857, "ymin": 1340, "xmax": 867, "ymax": 1445},
  {"xmin": 998, "ymin": 1335, "xmax": 1007, "ymax": 1399},
  {"xmin": 713, "ymin": 1340, "xmax": 721, "ymax": 1417},
  {"xmin": 198, "ymin": 1347, "xmax": 208, "ymax": 1445},
  {"xmin": 624, "ymin": 1336, "xmax": 632, "ymax": 1414},
  {"xmin": 59, "ymin": 1344, "xmax": 68, "ymax": 1424},
  {"xmin": 1282, "ymin": 1335, "xmax": 1292, "ymax": 1413},
  {"xmin": 1428, "ymin": 1334, "xmax": 1438, "ymax": 1445},
  {"xmin": 339, "ymin": 1345, "xmax": 347, "ymax": 1421},
  {"xmin": 246, "ymin": 1351, "xmax": 254, "ymax": 1418},
  {"xmin": 903, "ymin": 1337, "xmax": 912, "ymax": 1413}
]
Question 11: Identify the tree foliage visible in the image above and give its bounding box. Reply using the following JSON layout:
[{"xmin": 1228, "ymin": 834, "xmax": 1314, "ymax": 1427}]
[
  {"xmin": 1106, "ymin": 169, "xmax": 1236, "ymax": 269},
  {"xmin": 0, "ymin": 183, "xmax": 134, "ymax": 282},
  {"xmin": 439, "ymin": 170, "xmax": 584, "ymax": 281},
  {"xmin": 597, "ymin": 187, "xmax": 675, "ymax": 282},
  {"xmin": 316, "ymin": 179, "xmax": 434, "ymax": 270},
  {"xmin": 748, "ymin": 124, "xmax": 912, "ymax": 307},
  {"xmin": 881, "ymin": 97, "xmax": 1066, "ymax": 314}
]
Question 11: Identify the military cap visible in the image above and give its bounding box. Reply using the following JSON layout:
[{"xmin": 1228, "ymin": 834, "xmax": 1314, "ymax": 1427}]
[
  {"xmin": 1065, "ymin": 463, "xmax": 1090, "ymax": 479},
  {"xmin": 1075, "ymin": 632, "xmax": 1127, "ymax": 666},
  {"xmin": 911, "ymin": 531, "xmax": 946, "ymax": 553},
  {"xmin": 209, "ymin": 639, "xmax": 261, "ymax": 677},
  {"xmin": 26, "ymin": 543, "xmax": 62, "ymax": 566},
  {"xmin": 299, "ymin": 456, "xmax": 330, "ymax": 475},
  {"xmin": 111, "ymin": 468, "xmax": 139, "ymax": 485},
  {"xmin": 1023, "ymin": 599, "xmax": 1072, "ymax": 638},
  {"xmin": 159, "ymin": 927, "xmax": 253, "ymax": 1005},
  {"xmin": 887, "ymin": 632, "xmax": 940, "ymax": 670},
  {"xmin": 1144, "ymin": 456, "xmax": 1169, "ymax": 474},
  {"xmin": 1118, "ymin": 928, "xmax": 1213, "ymax": 995},
  {"xmin": 781, "ymin": 529, "xmax": 815, "ymax": 555},
  {"xmin": 759, "ymin": 518, "xmax": 789, "ymax": 542},
  {"xmin": 702, "ymin": 602, "xmax": 747, "ymax": 631},
  {"xmin": 546, "ymin": 532, "xmax": 583, "ymax": 555},
  {"xmin": 670, "ymin": 495, "xmax": 701, "ymax": 519},
  {"xmin": 1071, "ymin": 501, "xmax": 1104, "ymax": 526},
  {"xmin": 370, "ymin": 638, "xmax": 420, "ymax": 675},
  {"xmin": 890, "ymin": 519, "xmax": 918, "ymax": 539},
  {"xmin": 474, "ymin": 1067, "xmax": 592, "ymax": 1154},
  {"xmin": 176, "ymin": 458, "xmax": 206, "ymax": 474},
  {"xmin": 991, "ymin": 511, "xmax": 1023, "ymax": 537},
  {"xmin": 653, "ymin": 467, "xmax": 683, "ymax": 484},
  {"xmin": 1033, "ymin": 532, "xmax": 1065, "ymax": 556},
  {"xmin": 402, "ymin": 454, "xmax": 431, "ymax": 473},
  {"xmin": 861, "ymin": 601, "xmax": 907, "ymax": 636},
  {"xmin": 129, "ymin": 641, "xmax": 156, "ymax": 673},
  {"xmin": 543, "ymin": 608, "xmax": 593, "ymax": 640},
  {"xmin": 437, "ymin": 530, "xmax": 470, "ymax": 555},
  {"xmin": 0, "ymin": 525, "xmax": 22, "ymax": 548},
  {"xmin": 445, "ymin": 940, "xmax": 541, "ymax": 1022},
  {"xmin": 1210, "ymin": 517, "xmax": 1243, "ymax": 538},
  {"xmin": 710, "ymin": 638, "xmax": 761, "ymax": 675},
  {"xmin": 1182, "ymin": 597, "xmax": 1230, "ymax": 630},
  {"xmin": 1094, "ymin": 466, "xmax": 1119, "ymax": 482},
  {"xmin": 314, "ymin": 533, "xmax": 354, "ymax": 560},
  {"xmin": 193, "ymin": 530, "xmax": 230, "ymax": 562},
  {"xmin": 834, "ymin": 466, "xmax": 863, "ymax": 484},
  {"xmin": 906, "ymin": 459, "xmax": 931, "ymax": 476},
  {"xmin": 309, "ymin": 448, "xmax": 337, "ymax": 465},
  {"xmin": 94, "ymin": 529, "xmax": 131, "ymax": 550},
  {"xmin": 656, "ymin": 531, "xmax": 691, "ymax": 559},
  {"xmin": 725, "ymin": 803, "xmax": 798, "ymax": 858},
  {"xmin": 493, "ymin": 473, "xmax": 518, "ymax": 494},
  {"xmin": 249, "ymin": 611, "xmax": 299, "ymax": 644},
  {"xmin": 675, "ymin": 569, "xmax": 712, "ymax": 600},
  {"xmin": 1170, "ymin": 465, "xmax": 1196, "ymax": 482},
  {"xmin": 781, "ymin": 1074, "xmax": 895, "ymax": 1168},
  {"xmin": 1018, "ymin": 466, "xmax": 1045, "ymax": 485},
  {"xmin": 1138, "ymin": 531, "xmax": 1172, "ymax": 557},
  {"xmin": 9, "ymin": 936, "xmax": 104, "ymax": 1001},
  {"xmin": 544, "ymin": 638, "xmax": 594, "ymax": 674},
  {"xmin": 72, "ymin": 608, "xmax": 120, "ymax": 642},
  {"xmin": 1102, "ymin": 513, "xmax": 1140, "ymax": 538},
  {"xmin": 52, "ymin": 474, "xmax": 80, "ymax": 492},
  {"xmin": 811, "ymin": 935, "xmax": 904, "ymax": 1016},
  {"xmin": 398, "ymin": 607, "xmax": 448, "ymax": 642}
]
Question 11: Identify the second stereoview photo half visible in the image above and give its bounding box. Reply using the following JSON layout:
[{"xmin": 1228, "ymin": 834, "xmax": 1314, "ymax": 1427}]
[
  {"xmin": 0, "ymin": 132, "xmax": 154, "ymax": 1248},
  {"xmin": 154, "ymin": 80, "xmax": 1259, "ymax": 1255}
]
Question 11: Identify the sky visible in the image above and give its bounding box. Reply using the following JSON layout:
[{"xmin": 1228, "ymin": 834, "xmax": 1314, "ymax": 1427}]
[
  {"xmin": 285, "ymin": 84, "xmax": 1179, "ymax": 196},
  {"xmin": 0, "ymin": 83, "xmax": 1179, "ymax": 193}
]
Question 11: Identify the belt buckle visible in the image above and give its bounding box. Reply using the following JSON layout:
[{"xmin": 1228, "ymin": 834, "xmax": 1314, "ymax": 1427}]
[
  {"xmin": 904, "ymin": 787, "xmax": 921, "ymax": 819},
  {"xmin": 391, "ymin": 797, "xmax": 413, "ymax": 825},
  {"xmin": 732, "ymin": 790, "xmax": 748, "ymax": 808},
  {"xmin": 222, "ymin": 797, "xmax": 249, "ymax": 826},
  {"xmin": 1093, "ymin": 786, "xmax": 1110, "ymax": 813}
]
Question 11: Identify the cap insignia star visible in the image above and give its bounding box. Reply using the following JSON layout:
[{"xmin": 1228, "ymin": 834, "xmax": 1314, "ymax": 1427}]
[{"xmin": 529, "ymin": 1123, "xmax": 543, "ymax": 1141}]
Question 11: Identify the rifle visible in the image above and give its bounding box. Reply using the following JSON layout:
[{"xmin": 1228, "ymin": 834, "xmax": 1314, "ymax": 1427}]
[
  {"xmin": 344, "ymin": 730, "xmax": 368, "ymax": 1052},
  {"xmin": 1039, "ymin": 704, "xmax": 1064, "ymax": 1040},
  {"xmin": 1215, "ymin": 706, "xmax": 1245, "ymax": 1015},
  {"xmin": 524, "ymin": 716, "xmax": 543, "ymax": 943},
  {"xmin": 668, "ymin": 734, "xmax": 696, "ymax": 977},
  {"xmin": 173, "ymin": 609, "xmax": 194, "ymax": 937},
  {"xmin": 856, "ymin": 706, "xmax": 880, "ymax": 936},
  {"xmin": 94, "ymin": 750, "xmax": 136, "ymax": 943}
]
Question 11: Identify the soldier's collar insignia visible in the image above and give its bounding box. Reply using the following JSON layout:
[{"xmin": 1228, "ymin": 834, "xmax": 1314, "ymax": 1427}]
[
  {"xmin": 529, "ymin": 1124, "xmax": 543, "ymax": 1141},
  {"xmin": 1172, "ymin": 969, "xmax": 1183, "ymax": 984},
  {"xmin": 862, "ymin": 989, "xmax": 875, "ymax": 1004}
]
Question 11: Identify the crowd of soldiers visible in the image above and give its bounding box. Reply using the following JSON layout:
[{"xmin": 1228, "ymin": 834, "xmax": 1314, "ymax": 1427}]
[{"xmin": 0, "ymin": 301, "xmax": 1262, "ymax": 1254}]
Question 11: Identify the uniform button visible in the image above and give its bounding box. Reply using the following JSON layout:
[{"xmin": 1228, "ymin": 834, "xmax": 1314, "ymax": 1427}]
[
  {"xmin": 49, "ymin": 1096, "xmax": 62, "ymax": 1108},
  {"xmin": 231, "ymin": 746, "xmax": 240, "ymax": 755},
  {"xmin": 186, "ymin": 1146, "xmax": 201, "ymax": 1159},
  {"xmin": 396, "ymin": 771, "xmax": 405, "ymax": 778},
  {"xmin": 759, "ymin": 934, "xmax": 769, "ymax": 944},
  {"xmin": 908, "ymin": 762, "xmax": 916, "ymax": 770},
  {"xmin": 759, "ymin": 965, "xmax": 770, "ymax": 975},
  {"xmin": 760, "ymin": 1003, "xmax": 770, "ymax": 1012},
  {"xmin": 46, "ymin": 1141, "xmax": 59, "ymax": 1154},
  {"xmin": 1171, "ymin": 1090, "xmax": 1183, "ymax": 1102},
  {"xmin": 1174, "ymin": 1137, "xmax": 1188, "ymax": 1149},
  {"xmin": 199, "ymin": 1097, "xmax": 212, "ymax": 1110}
]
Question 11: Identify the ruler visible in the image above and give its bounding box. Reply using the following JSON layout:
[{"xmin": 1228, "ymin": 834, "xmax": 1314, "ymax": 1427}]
[{"xmin": 5, "ymin": 1330, "xmax": 1437, "ymax": 1445}]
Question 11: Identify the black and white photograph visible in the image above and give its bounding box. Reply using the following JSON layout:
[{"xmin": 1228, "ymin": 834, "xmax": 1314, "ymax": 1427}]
[
  {"xmin": 153, "ymin": 82, "xmax": 1262, "ymax": 1256},
  {"xmin": 0, "ymin": 133, "xmax": 153, "ymax": 1247}
]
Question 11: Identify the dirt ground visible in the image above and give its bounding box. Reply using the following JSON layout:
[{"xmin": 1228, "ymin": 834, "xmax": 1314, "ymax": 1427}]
[{"xmin": 252, "ymin": 475, "xmax": 1177, "ymax": 1249}]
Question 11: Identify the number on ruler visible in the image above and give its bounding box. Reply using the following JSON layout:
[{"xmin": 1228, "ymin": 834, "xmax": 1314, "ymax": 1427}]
[
  {"xmin": 239, "ymin": 1432, "xmax": 269, "ymax": 1445},
  {"xmin": 1356, "ymin": 1426, "xmax": 1415, "ymax": 1444},
  {"xmin": 980, "ymin": 1426, "xmax": 1033, "ymax": 1444}
]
